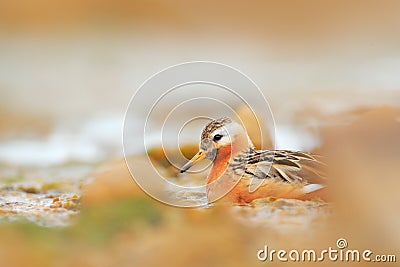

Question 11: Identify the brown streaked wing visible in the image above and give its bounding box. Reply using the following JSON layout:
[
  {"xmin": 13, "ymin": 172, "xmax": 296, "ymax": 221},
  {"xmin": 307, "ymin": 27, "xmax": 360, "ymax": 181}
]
[{"xmin": 230, "ymin": 149, "xmax": 327, "ymax": 184}]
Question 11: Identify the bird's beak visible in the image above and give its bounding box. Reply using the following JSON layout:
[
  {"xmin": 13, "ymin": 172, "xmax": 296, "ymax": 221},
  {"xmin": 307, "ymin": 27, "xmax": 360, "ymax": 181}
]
[{"xmin": 180, "ymin": 149, "xmax": 206, "ymax": 173}]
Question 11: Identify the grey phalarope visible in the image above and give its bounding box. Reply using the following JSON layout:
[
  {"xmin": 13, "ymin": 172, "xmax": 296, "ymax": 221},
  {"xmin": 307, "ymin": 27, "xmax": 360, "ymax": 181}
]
[{"xmin": 180, "ymin": 117, "xmax": 327, "ymax": 203}]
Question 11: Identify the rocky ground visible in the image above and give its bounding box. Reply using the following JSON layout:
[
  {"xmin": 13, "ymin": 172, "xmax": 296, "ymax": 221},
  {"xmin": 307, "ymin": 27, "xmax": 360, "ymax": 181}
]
[{"xmin": 0, "ymin": 106, "xmax": 399, "ymax": 267}]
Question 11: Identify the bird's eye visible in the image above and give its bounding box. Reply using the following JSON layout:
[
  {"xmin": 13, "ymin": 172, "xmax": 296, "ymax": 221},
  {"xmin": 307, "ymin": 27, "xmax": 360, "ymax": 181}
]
[{"xmin": 213, "ymin": 134, "xmax": 223, "ymax": 142}]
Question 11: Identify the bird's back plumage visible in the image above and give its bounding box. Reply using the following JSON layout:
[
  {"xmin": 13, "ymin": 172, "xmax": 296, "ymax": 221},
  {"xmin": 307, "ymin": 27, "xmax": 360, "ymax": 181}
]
[{"xmin": 230, "ymin": 148, "xmax": 326, "ymax": 185}]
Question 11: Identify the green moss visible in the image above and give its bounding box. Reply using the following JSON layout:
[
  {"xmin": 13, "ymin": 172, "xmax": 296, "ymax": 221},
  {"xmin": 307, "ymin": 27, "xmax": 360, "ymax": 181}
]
[
  {"xmin": 73, "ymin": 198, "xmax": 162, "ymax": 244},
  {"xmin": 4, "ymin": 217, "xmax": 65, "ymax": 244},
  {"xmin": 0, "ymin": 198, "xmax": 162, "ymax": 247}
]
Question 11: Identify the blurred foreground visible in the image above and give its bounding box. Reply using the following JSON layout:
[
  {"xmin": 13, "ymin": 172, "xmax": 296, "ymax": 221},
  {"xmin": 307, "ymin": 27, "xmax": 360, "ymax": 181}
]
[{"xmin": 0, "ymin": 105, "xmax": 399, "ymax": 266}]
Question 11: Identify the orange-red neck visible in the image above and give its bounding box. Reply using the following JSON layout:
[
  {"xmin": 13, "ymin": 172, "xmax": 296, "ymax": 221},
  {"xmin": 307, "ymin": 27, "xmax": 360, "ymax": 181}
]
[
  {"xmin": 206, "ymin": 133, "xmax": 252, "ymax": 185},
  {"xmin": 206, "ymin": 144, "xmax": 232, "ymax": 184}
]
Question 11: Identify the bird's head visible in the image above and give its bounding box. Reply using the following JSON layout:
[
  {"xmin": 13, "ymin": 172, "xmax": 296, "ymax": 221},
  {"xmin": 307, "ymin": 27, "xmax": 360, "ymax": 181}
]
[{"xmin": 180, "ymin": 117, "xmax": 253, "ymax": 173}]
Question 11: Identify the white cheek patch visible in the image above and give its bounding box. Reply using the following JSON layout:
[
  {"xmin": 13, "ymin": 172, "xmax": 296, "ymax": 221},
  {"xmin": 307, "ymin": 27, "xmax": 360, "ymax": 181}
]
[
  {"xmin": 211, "ymin": 122, "xmax": 244, "ymax": 146},
  {"xmin": 217, "ymin": 135, "xmax": 231, "ymax": 146},
  {"xmin": 211, "ymin": 128, "xmax": 231, "ymax": 146}
]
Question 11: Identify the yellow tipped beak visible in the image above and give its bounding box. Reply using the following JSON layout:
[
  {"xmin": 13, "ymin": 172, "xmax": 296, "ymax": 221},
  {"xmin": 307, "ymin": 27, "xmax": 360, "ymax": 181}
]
[{"xmin": 180, "ymin": 150, "xmax": 206, "ymax": 173}]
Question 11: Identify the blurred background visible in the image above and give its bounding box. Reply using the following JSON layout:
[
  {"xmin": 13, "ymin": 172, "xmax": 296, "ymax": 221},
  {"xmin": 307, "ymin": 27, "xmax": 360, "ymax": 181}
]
[{"xmin": 0, "ymin": 1, "xmax": 399, "ymax": 266}]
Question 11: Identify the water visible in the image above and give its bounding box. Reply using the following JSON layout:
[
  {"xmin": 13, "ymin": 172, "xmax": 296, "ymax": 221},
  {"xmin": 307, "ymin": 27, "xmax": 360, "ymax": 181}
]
[{"xmin": 0, "ymin": 113, "xmax": 124, "ymax": 166}]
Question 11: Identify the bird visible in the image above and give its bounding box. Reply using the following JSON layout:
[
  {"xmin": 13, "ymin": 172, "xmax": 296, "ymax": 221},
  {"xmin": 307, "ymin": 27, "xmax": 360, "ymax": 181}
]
[{"xmin": 180, "ymin": 117, "xmax": 327, "ymax": 204}]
